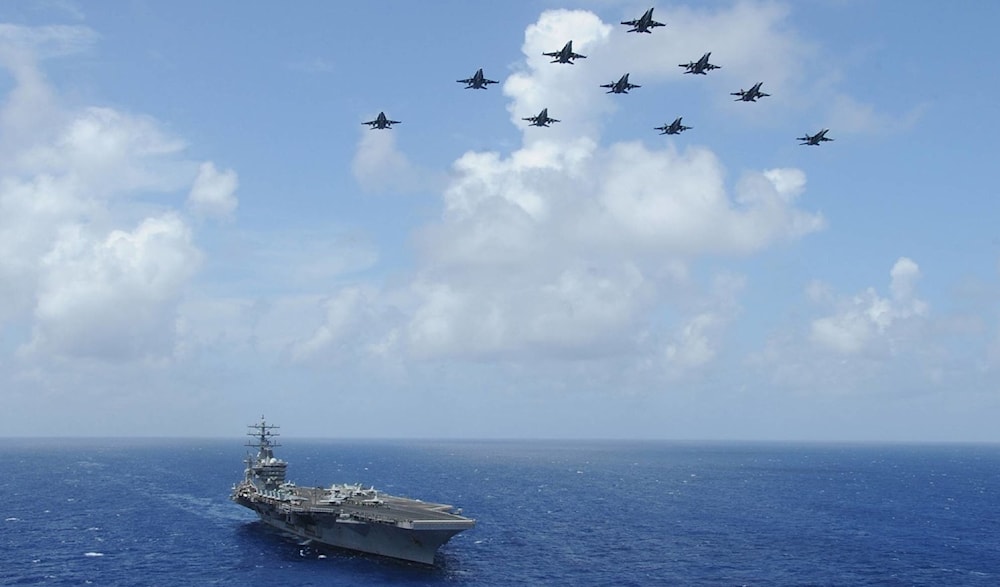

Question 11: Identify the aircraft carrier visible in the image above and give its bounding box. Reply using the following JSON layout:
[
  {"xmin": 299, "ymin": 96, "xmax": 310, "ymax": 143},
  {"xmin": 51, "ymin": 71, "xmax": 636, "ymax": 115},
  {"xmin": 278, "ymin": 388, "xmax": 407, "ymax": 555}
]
[{"xmin": 231, "ymin": 417, "xmax": 475, "ymax": 565}]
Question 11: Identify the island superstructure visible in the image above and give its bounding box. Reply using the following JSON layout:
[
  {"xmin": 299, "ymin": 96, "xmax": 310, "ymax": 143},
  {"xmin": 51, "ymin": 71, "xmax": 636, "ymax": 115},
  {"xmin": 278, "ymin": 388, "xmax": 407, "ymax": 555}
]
[{"xmin": 231, "ymin": 417, "xmax": 475, "ymax": 564}]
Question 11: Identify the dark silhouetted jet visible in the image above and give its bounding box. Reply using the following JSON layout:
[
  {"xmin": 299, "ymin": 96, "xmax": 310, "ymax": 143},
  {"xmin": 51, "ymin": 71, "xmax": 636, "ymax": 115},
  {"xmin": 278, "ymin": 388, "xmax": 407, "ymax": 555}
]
[
  {"xmin": 522, "ymin": 108, "xmax": 560, "ymax": 127},
  {"xmin": 543, "ymin": 41, "xmax": 586, "ymax": 64},
  {"xmin": 601, "ymin": 73, "xmax": 640, "ymax": 94},
  {"xmin": 363, "ymin": 112, "xmax": 400, "ymax": 129},
  {"xmin": 798, "ymin": 128, "xmax": 834, "ymax": 145},
  {"xmin": 655, "ymin": 117, "xmax": 691, "ymax": 135},
  {"xmin": 731, "ymin": 82, "xmax": 770, "ymax": 102},
  {"xmin": 679, "ymin": 52, "xmax": 720, "ymax": 75},
  {"xmin": 457, "ymin": 68, "xmax": 499, "ymax": 90},
  {"xmin": 622, "ymin": 8, "xmax": 665, "ymax": 33}
]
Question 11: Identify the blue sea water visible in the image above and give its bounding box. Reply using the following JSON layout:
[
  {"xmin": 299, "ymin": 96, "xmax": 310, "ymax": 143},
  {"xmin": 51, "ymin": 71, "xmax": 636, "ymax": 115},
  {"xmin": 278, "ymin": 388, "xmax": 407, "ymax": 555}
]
[{"xmin": 2, "ymin": 439, "xmax": 999, "ymax": 586}]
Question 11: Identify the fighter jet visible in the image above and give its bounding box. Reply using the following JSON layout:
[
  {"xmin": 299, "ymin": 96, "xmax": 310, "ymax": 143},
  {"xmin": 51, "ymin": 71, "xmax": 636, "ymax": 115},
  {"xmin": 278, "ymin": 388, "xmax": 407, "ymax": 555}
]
[
  {"xmin": 457, "ymin": 68, "xmax": 499, "ymax": 90},
  {"xmin": 655, "ymin": 117, "xmax": 691, "ymax": 135},
  {"xmin": 543, "ymin": 41, "xmax": 586, "ymax": 64},
  {"xmin": 622, "ymin": 8, "xmax": 665, "ymax": 33},
  {"xmin": 362, "ymin": 112, "xmax": 400, "ymax": 130},
  {"xmin": 522, "ymin": 108, "xmax": 560, "ymax": 127},
  {"xmin": 679, "ymin": 52, "xmax": 721, "ymax": 75},
  {"xmin": 798, "ymin": 128, "xmax": 834, "ymax": 146},
  {"xmin": 601, "ymin": 73, "xmax": 640, "ymax": 94},
  {"xmin": 731, "ymin": 82, "xmax": 770, "ymax": 102}
]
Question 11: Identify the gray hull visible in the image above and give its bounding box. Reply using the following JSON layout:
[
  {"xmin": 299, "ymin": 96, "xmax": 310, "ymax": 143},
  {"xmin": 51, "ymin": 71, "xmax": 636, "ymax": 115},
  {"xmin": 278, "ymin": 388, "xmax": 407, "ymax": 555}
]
[{"xmin": 244, "ymin": 499, "xmax": 463, "ymax": 564}]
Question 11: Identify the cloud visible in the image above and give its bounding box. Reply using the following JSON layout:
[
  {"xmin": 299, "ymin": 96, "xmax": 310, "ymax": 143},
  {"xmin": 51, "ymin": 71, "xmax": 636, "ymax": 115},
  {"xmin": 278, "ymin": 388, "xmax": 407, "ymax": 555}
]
[
  {"xmin": 0, "ymin": 26, "xmax": 75, "ymax": 163},
  {"xmin": 809, "ymin": 257, "xmax": 928, "ymax": 355},
  {"xmin": 23, "ymin": 213, "xmax": 201, "ymax": 361},
  {"xmin": 187, "ymin": 161, "xmax": 239, "ymax": 220},
  {"xmin": 0, "ymin": 24, "xmax": 213, "ymax": 365},
  {"xmin": 665, "ymin": 312, "xmax": 722, "ymax": 370},
  {"xmin": 24, "ymin": 107, "xmax": 190, "ymax": 197},
  {"xmin": 0, "ymin": 23, "xmax": 98, "ymax": 59},
  {"xmin": 0, "ymin": 173, "xmax": 91, "ymax": 325},
  {"xmin": 889, "ymin": 257, "xmax": 921, "ymax": 301},
  {"xmin": 423, "ymin": 142, "xmax": 821, "ymax": 268},
  {"xmin": 405, "ymin": 138, "xmax": 819, "ymax": 363},
  {"xmin": 664, "ymin": 272, "xmax": 745, "ymax": 375},
  {"xmin": 749, "ymin": 256, "xmax": 939, "ymax": 396},
  {"xmin": 351, "ymin": 127, "xmax": 440, "ymax": 194},
  {"xmin": 403, "ymin": 260, "xmax": 652, "ymax": 361},
  {"xmin": 289, "ymin": 285, "xmax": 392, "ymax": 363}
]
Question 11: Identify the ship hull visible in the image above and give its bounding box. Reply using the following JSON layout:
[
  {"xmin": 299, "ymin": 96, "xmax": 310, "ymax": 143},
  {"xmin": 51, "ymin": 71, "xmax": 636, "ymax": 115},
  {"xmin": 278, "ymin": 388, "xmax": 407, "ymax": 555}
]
[{"xmin": 240, "ymin": 497, "xmax": 464, "ymax": 565}]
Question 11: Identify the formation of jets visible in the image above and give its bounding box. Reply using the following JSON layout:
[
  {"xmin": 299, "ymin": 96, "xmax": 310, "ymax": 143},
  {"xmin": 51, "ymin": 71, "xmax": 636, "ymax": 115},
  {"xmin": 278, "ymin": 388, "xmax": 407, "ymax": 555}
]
[{"xmin": 364, "ymin": 7, "xmax": 832, "ymax": 146}]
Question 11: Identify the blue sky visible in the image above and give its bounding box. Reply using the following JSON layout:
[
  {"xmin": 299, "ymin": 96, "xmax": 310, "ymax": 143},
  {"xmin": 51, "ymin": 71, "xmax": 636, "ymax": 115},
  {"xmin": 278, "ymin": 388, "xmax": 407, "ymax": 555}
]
[{"xmin": 2, "ymin": 1, "xmax": 999, "ymax": 440}]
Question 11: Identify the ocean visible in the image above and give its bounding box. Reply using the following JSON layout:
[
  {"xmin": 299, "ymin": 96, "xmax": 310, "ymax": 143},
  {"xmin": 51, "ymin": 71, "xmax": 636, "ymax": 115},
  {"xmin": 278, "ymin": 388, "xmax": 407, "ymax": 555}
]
[{"xmin": 2, "ymin": 439, "xmax": 998, "ymax": 586}]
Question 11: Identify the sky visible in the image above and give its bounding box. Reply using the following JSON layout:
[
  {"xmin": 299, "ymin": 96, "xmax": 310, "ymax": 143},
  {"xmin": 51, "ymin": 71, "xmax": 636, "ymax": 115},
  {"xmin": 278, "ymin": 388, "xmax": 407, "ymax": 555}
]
[{"xmin": 2, "ymin": 1, "xmax": 999, "ymax": 441}]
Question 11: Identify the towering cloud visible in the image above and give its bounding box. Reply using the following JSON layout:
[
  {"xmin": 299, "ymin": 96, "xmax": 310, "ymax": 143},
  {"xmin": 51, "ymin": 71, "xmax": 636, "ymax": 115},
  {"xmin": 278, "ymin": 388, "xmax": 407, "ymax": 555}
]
[{"xmin": 0, "ymin": 24, "xmax": 219, "ymax": 364}]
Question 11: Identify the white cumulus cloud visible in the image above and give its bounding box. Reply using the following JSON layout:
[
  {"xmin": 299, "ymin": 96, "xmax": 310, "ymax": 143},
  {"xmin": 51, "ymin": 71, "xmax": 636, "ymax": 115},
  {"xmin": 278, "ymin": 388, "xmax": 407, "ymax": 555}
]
[
  {"xmin": 0, "ymin": 24, "xmax": 216, "ymax": 366},
  {"xmin": 24, "ymin": 214, "xmax": 201, "ymax": 361}
]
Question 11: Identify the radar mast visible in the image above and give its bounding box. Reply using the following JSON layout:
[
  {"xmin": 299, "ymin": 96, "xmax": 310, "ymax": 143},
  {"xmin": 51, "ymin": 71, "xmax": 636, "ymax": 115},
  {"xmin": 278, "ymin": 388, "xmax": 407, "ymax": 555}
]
[{"xmin": 244, "ymin": 416, "xmax": 287, "ymax": 490}]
